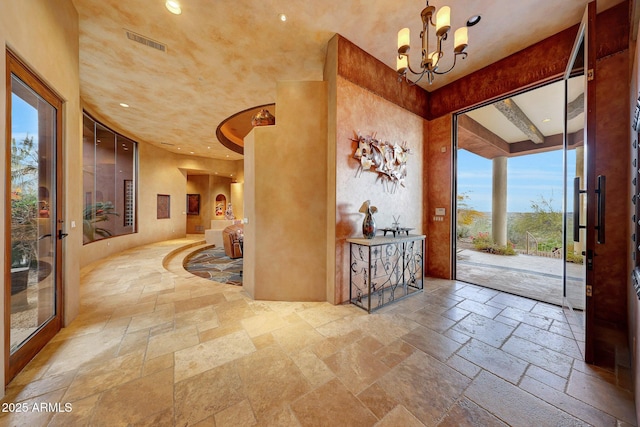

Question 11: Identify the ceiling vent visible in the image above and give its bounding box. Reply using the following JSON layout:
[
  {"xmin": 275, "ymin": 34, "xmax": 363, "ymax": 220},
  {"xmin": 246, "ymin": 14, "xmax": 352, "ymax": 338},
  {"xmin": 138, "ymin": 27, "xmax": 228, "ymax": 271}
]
[
  {"xmin": 160, "ymin": 141, "xmax": 175, "ymax": 146},
  {"xmin": 125, "ymin": 30, "xmax": 167, "ymax": 52}
]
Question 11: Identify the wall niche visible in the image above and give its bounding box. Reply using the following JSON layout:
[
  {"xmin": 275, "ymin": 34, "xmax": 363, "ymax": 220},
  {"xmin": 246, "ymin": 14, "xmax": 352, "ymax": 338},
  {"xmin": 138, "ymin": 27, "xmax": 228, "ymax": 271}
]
[{"xmin": 215, "ymin": 194, "xmax": 227, "ymax": 218}]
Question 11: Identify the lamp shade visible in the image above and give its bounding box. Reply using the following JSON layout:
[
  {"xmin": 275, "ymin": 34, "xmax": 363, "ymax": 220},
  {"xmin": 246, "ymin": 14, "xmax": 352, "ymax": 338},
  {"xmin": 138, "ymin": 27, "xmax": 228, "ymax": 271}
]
[
  {"xmin": 397, "ymin": 55, "xmax": 408, "ymax": 73},
  {"xmin": 454, "ymin": 27, "xmax": 468, "ymax": 53},
  {"xmin": 397, "ymin": 28, "xmax": 410, "ymax": 54},
  {"xmin": 436, "ymin": 6, "xmax": 451, "ymax": 37}
]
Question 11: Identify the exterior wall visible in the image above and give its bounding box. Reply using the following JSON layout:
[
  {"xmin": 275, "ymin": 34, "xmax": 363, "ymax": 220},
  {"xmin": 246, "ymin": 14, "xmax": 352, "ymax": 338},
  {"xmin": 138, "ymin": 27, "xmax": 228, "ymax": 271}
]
[
  {"xmin": 244, "ymin": 81, "xmax": 328, "ymax": 301},
  {"xmin": 0, "ymin": 0, "xmax": 81, "ymax": 392}
]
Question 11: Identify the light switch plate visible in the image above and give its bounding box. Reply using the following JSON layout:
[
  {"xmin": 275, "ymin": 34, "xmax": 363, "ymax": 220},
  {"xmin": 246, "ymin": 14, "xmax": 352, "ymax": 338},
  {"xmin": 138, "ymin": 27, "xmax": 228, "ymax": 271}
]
[{"xmin": 435, "ymin": 208, "xmax": 446, "ymax": 216}]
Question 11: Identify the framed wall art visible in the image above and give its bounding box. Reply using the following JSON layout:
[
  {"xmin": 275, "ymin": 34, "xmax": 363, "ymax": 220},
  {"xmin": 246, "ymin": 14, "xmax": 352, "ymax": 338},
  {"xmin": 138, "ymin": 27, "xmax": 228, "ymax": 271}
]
[
  {"xmin": 187, "ymin": 194, "xmax": 200, "ymax": 215},
  {"xmin": 157, "ymin": 194, "xmax": 170, "ymax": 219}
]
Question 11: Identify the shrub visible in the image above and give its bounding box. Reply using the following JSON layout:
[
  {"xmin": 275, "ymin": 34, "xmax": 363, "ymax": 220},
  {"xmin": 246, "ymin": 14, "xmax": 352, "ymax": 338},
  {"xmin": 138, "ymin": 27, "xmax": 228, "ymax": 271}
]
[
  {"xmin": 471, "ymin": 232, "xmax": 491, "ymax": 250},
  {"xmin": 566, "ymin": 251, "xmax": 584, "ymax": 264},
  {"xmin": 471, "ymin": 232, "xmax": 516, "ymax": 256}
]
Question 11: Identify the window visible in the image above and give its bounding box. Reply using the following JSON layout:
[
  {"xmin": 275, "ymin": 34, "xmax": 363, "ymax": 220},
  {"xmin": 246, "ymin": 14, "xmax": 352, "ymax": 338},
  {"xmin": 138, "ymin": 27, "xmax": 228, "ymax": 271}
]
[{"xmin": 82, "ymin": 113, "xmax": 137, "ymax": 243}]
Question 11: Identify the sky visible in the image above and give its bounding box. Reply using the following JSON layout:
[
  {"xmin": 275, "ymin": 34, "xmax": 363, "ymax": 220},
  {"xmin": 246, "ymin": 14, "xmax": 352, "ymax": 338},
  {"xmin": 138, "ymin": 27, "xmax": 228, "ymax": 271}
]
[
  {"xmin": 457, "ymin": 148, "xmax": 577, "ymax": 213},
  {"xmin": 11, "ymin": 92, "xmax": 38, "ymax": 144}
]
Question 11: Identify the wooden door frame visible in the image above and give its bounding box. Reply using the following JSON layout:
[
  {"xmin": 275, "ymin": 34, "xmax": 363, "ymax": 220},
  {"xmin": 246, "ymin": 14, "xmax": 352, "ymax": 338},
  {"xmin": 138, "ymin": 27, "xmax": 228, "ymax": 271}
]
[
  {"xmin": 4, "ymin": 49, "xmax": 64, "ymax": 384},
  {"xmin": 582, "ymin": 1, "xmax": 597, "ymax": 365}
]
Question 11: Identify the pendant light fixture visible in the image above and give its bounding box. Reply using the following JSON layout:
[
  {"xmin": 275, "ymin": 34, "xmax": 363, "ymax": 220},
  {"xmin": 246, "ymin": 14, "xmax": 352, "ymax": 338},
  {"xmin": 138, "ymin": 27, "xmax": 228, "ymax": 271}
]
[{"xmin": 397, "ymin": 1, "xmax": 479, "ymax": 85}]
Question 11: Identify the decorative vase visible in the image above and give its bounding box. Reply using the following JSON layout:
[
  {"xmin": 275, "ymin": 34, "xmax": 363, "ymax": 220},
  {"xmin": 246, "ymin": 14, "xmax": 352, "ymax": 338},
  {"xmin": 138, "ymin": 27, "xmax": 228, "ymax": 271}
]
[
  {"xmin": 251, "ymin": 109, "xmax": 276, "ymax": 127},
  {"xmin": 362, "ymin": 206, "xmax": 376, "ymax": 239}
]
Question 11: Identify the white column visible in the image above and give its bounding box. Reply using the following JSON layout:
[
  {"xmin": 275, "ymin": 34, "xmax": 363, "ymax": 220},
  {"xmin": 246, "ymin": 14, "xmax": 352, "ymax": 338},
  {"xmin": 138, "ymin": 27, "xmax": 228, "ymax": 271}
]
[{"xmin": 492, "ymin": 156, "xmax": 508, "ymax": 247}]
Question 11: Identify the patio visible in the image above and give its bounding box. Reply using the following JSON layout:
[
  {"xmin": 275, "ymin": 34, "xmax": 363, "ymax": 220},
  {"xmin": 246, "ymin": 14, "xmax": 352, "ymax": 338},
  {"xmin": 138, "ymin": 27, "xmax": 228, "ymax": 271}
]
[{"xmin": 456, "ymin": 248, "xmax": 585, "ymax": 311}]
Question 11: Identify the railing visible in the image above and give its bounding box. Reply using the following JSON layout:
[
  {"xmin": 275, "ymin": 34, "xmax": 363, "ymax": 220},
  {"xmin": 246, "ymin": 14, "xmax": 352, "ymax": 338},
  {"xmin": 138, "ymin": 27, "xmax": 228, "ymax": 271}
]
[
  {"xmin": 525, "ymin": 231, "xmax": 538, "ymax": 255},
  {"xmin": 525, "ymin": 231, "xmax": 562, "ymax": 258}
]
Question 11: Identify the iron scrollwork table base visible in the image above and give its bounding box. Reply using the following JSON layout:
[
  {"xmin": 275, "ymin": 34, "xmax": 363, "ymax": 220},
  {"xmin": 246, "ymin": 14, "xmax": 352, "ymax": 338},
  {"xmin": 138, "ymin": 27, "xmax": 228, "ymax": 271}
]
[{"xmin": 347, "ymin": 234, "xmax": 425, "ymax": 313}]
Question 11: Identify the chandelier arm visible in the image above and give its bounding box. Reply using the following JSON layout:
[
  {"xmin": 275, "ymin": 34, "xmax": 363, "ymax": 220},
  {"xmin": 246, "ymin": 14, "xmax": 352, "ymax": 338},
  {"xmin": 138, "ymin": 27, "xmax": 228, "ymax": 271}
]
[
  {"xmin": 403, "ymin": 70, "xmax": 429, "ymax": 86},
  {"xmin": 400, "ymin": 52, "xmax": 427, "ymax": 77},
  {"xmin": 433, "ymin": 52, "xmax": 467, "ymax": 75}
]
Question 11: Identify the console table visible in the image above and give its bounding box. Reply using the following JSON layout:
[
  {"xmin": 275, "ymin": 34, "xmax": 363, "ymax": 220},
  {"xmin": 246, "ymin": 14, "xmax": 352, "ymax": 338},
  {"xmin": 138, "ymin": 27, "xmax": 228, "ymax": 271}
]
[{"xmin": 347, "ymin": 234, "xmax": 425, "ymax": 313}]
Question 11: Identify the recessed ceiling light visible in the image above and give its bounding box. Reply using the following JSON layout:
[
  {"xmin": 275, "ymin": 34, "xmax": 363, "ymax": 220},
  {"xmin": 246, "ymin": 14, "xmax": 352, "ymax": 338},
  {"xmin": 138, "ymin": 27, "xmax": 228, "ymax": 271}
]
[
  {"xmin": 190, "ymin": 151, "xmax": 194, "ymax": 154},
  {"xmin": 226, "ymin": 155, "xmax": 229, "ymax": 158},
  {"xmin": 119, "ymin": 103, "xmax": 129, "ymax": 108},
  {"xmin": 207, "ymin": 146, "xmax": 211, "ymax": 149},
  {"xmin": 542, "ymin": 118, "xmax": 551, "ymax": 123},
  {"xmin": 278, "ymin": 13, "xmax": 287, "ymax": 22},
  {"xmin": 466, "ymin": 15, "xmax": 481, "ymax": 27},
  {"xmin": 166, "ymin": 0, "xmax": 182, "ymax": 15},
  {"xmin": 177, "ymin": 147, "xmax": 181, "ymax": 150}
]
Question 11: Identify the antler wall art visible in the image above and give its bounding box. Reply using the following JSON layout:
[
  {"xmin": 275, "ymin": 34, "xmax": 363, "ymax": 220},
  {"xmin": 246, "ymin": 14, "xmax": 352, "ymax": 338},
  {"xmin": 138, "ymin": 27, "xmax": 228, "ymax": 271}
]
[{"xmin": 351, "ymin": 132, "xmax": 412, "ymax": 193}]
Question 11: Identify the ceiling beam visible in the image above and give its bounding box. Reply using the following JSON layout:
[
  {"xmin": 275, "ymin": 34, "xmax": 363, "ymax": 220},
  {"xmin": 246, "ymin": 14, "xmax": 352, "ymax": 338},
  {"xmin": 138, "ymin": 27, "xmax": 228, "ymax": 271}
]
[
  {"xmin": 494, "ymin": 98, "xmax": 545, "ymax": 144},
  {"xmin": 457, "ymin": 115, "xmax": 510, "ymax": 159},
  {"xmin": 458, "ymin": 114, "xmax": 583, "ymax": 159}
]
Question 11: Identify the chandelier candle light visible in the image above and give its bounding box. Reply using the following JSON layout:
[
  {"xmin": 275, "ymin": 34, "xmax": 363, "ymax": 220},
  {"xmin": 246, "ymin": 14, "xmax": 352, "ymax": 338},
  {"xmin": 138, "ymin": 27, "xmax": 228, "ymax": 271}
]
[{"xmin": 397, "ymin": 1, "xmax": 476, "ymax": 85}]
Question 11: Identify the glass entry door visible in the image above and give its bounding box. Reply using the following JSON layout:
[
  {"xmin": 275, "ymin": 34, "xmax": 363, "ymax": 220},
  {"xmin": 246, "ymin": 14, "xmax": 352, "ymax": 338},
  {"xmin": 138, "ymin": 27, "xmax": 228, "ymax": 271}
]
[
  {"xmin": 563, "ymin": 1, "xmax": 596, "ymax": 363},
  {"xmin": 5, "ymin": 51, "xmax": 64, "ymax": 383}
]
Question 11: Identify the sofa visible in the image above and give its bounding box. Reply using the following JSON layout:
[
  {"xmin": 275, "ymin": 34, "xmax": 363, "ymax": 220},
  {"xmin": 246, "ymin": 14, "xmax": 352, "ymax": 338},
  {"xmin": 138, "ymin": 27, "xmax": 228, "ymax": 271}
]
[{"xmin": 222, "ymin": 224, "xmax": 244, "ymax": 259}]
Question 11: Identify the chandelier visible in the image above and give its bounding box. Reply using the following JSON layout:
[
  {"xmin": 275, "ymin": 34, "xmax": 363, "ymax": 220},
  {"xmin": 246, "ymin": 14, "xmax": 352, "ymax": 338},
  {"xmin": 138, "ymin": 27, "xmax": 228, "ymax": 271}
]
[{"xmin": 396, "ymin": 1, "xmax": 478, "ymax": 85}]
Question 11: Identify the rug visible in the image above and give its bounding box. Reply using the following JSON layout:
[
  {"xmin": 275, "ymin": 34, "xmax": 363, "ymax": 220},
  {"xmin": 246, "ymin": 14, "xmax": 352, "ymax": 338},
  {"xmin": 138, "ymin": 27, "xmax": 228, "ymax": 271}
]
[{"xmin": 184, "ymin": 246, "xmax": 243, "ymax": 286}]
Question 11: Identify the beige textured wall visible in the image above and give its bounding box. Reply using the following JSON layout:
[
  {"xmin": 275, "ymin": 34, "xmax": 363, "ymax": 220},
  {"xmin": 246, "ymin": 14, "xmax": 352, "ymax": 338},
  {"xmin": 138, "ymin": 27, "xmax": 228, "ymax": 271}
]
[
  {"xmin": 0, "ymin": 0, "xmax": 81, "ymax": 391},
  {"xmin": 244, "ymin": 81, "xmax": 328, "ymax": 301},
  {"xmin": 230, "ymin": 182, "xmax": 244, "ymax": 220},
  {"xmin": 324, "ymin": 36, "xmax": 339, "ymax": 304},
  {"xmin": 230, "ymin": 159, "xmax": 244, "ymax": 220},
  {"xmin": 243, "ymin": 130, "xmax": 258, "ymax": 298},
  {"xmin": 334, "ymin": 76, "xmax": 426, "ymax": 303}
]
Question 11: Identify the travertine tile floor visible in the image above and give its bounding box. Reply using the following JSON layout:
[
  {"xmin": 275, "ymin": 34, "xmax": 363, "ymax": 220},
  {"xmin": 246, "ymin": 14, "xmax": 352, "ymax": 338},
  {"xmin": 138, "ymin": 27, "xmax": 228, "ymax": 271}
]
[{"xmin": 0, "ymin": 238, "xmax": 636, "ymax": 426}]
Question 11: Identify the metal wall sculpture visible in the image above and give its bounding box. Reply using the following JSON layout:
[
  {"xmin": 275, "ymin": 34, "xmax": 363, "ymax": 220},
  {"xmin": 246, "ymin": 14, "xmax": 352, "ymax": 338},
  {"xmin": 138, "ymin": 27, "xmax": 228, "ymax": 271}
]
[{"xmin": 352, "ymin": 132, "xmax": 411, "ymax": 193}]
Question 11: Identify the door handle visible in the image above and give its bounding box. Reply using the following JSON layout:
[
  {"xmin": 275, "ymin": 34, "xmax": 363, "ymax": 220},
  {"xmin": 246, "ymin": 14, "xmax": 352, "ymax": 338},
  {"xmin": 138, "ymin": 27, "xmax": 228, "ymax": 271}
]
[
  {"xmin": 58, "ymin": 229, "xmax": 69, "ymax": 240},
  {"xmin": 596, "ymin": 175, "xmax": 605, "ymax": 244},
  {"xmin": 573, "ymin": 177, "xmax": 586, "ymax": 241}
]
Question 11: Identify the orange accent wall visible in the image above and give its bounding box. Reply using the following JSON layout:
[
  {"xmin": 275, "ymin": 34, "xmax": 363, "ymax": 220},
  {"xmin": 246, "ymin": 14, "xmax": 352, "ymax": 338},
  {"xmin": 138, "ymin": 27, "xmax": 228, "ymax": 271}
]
[
  {"xmin": 594, "ymin": 50, "xmax": 630, "ymax": 330},
  {"xmin": 425, "ymin": 116, "xmax": 453, "ymax": 278}
]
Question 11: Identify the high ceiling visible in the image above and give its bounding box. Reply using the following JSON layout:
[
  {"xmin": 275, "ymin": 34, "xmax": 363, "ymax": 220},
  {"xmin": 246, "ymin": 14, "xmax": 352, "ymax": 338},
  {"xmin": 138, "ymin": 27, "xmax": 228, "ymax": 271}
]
[{"xmin": 72, "ymin": 0, "xmax": 624, "ymax": 161}]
